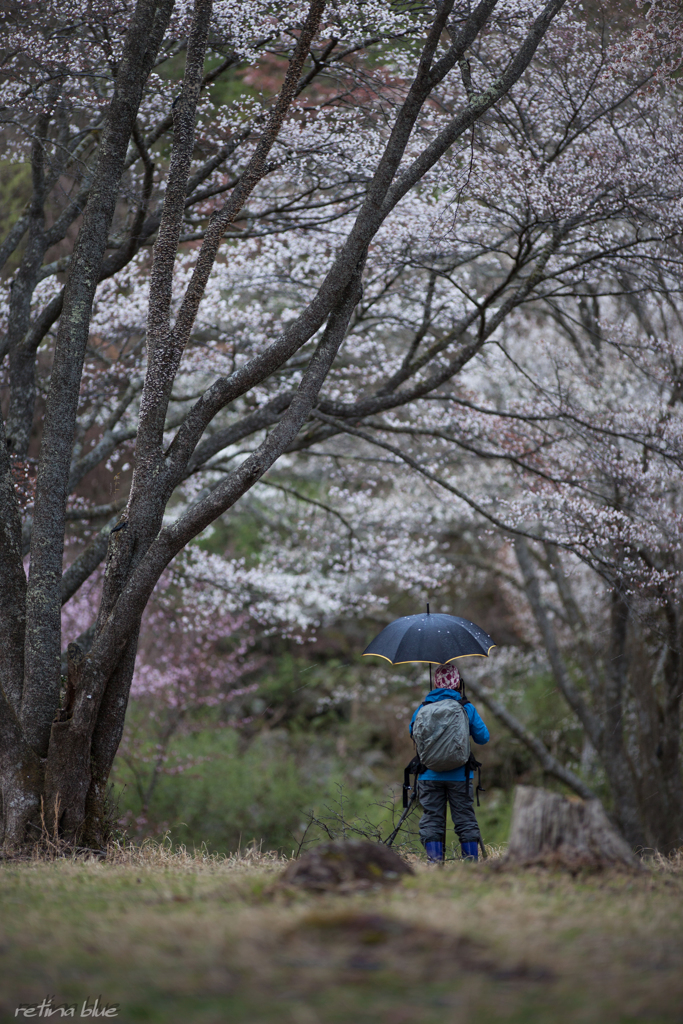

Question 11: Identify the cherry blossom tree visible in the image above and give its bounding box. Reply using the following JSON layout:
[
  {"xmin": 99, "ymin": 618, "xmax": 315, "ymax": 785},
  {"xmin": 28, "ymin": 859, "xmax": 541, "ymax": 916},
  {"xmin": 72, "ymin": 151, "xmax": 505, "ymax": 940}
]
[
  {"xmin": 1, "ymin": 0, "xmax": 679, "ymax": 851},
  {"xmin": 317, "ymin": 298, "xmax": 683, "ymax": 851},
  {"xmin": 490, "ymin": 321, "xmax": 683, "ymax": 854}
]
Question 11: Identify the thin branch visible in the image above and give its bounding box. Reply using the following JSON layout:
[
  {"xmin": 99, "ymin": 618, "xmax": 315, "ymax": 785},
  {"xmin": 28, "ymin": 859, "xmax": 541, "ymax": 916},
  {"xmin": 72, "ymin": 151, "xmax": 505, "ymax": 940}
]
[
  {"xmin": 514, "ymin": 537, "xmax": 603, "ymax": 749},
  {"xmin": 258, "ymin": 478, "xmax": 359, "ymax": 540},
  {"xmin": 65, "ymin": 499, "xmax": 127, "ymax": 521}
]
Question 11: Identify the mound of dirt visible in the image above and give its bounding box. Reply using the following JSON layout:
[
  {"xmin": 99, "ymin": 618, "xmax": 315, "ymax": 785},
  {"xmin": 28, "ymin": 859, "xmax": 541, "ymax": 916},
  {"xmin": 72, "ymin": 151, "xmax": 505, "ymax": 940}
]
[
  {"xmin": 276, "ymin": 911, "xmax": 545, "ymax": 985},
  {"xmin": 280, "ymin": 840, "xmax": 413, "ymax": 892}
]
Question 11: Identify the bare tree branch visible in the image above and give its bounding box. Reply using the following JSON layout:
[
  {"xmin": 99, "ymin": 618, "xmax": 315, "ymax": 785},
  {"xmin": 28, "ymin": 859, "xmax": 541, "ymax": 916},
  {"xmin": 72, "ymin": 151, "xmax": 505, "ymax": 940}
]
[{"xmin": 465, "ymin": 675, "xmax": 597, "ymax": 801}]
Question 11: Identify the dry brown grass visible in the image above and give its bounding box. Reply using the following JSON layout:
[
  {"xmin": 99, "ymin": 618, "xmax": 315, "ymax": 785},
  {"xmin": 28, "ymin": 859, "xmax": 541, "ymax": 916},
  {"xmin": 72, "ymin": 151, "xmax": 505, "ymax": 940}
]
[
  {"xmin": 643, "ymin": 847, "xmax": 683, "ymax": 873},
  {"xmin": 21, "ymin": 831, "xmax": 683, "ymax": 876},
  {"xmin": 105, "ymin": 834, "xmax": 288, "ymax": 872}
]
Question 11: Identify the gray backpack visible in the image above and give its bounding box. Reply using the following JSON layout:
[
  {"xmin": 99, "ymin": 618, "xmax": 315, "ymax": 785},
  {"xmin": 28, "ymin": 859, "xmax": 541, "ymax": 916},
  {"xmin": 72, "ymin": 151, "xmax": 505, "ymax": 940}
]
[{"xmin": 412, "ymin": 698, "xmax": 470, "ymax": 772}]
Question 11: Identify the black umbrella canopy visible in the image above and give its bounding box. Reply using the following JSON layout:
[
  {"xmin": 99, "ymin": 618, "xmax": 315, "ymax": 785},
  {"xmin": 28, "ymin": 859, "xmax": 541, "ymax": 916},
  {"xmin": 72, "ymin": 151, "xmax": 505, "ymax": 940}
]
[{"xmin": 363, "ymin": 612, "xmax": 495, "ymax": 665}]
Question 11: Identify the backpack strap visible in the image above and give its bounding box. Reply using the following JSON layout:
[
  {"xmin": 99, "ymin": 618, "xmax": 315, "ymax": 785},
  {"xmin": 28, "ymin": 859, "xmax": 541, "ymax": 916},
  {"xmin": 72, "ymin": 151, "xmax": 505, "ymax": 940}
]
[
  {"xmin": 457, "ymin": 699, "xmax": 482, "ymax": 805},
  {"xmin": 403, "ymin": 753, "xmax": 424, "ymax": 808},
  {"xmin": 403, "ymin": 762, "xmax": 411, "ymax": 808},
  {"xmin": 465, "ymin": 752, "xmax": 484, "ymax": 806},
  {"xmin": 476, "ymin": 763, "xmax": 485, "ymax": 807}
]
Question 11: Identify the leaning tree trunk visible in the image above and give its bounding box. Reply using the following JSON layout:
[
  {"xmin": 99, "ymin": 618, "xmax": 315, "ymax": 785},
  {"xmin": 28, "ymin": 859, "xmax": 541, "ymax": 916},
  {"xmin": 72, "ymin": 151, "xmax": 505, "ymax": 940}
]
[
  {"xmin": 0, "ymin": 0, "xmax": 176, "ymax": 854},
  {"xmin": 505, "ymin": 786, "xmax": 641, "ymax": 870}
]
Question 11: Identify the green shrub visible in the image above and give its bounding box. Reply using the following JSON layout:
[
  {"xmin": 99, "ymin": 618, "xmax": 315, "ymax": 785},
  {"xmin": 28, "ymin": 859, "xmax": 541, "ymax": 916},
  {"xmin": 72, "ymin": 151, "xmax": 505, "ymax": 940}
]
[{"xmin": 114, "ymin": 726, "xmax": 336, "ymax": 854}]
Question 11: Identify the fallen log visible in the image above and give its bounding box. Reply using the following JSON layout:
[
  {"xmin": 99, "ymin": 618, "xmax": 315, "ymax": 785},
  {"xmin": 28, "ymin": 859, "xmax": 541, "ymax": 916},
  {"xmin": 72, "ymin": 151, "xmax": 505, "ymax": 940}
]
[{"xmin": 504, "ymin": 786, "xmax": 641, "ymax": 871}]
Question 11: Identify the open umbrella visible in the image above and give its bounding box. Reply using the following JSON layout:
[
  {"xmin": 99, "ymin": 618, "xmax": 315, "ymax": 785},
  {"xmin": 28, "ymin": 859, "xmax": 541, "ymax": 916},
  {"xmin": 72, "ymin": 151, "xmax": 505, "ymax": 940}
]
[{"xmin": 362, "ymin": 606, "xmax": 494, "ymax": 665}]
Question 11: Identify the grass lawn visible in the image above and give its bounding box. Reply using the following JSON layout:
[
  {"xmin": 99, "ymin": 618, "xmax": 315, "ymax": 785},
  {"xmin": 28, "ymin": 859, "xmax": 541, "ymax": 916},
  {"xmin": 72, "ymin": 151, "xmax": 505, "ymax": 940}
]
[{"xmin": 1, "ymin": 845, "xmax": 682, "ymax": 1024}]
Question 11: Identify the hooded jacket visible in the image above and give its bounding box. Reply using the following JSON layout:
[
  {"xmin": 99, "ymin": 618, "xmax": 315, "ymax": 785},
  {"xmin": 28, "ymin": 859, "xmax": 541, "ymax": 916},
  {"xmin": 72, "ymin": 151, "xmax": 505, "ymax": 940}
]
[{"xmin": 409, "ymin": 687, "xmax": 490, "ymax": 781}]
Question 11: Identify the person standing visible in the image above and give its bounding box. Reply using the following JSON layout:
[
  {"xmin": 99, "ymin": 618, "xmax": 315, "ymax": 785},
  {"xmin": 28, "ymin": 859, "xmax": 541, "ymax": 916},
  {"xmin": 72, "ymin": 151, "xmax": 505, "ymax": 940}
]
[{"xmin": 409, "ymin": 663, "xmax": 490, "ymax": 862}]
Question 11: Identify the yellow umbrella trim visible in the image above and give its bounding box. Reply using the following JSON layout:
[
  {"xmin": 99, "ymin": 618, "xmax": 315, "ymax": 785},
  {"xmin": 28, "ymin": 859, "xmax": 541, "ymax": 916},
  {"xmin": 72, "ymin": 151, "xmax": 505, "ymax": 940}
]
[{"xmin": 362, "ymin": 644, "xmax": 496, "ymax": 665}]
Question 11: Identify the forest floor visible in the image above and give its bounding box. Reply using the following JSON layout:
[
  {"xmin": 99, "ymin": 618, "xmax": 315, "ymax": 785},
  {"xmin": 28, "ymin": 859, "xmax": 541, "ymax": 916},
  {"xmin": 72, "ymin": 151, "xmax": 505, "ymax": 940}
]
[{"xmin": 1, "ymin": 844, "xmax": 682, "ymax": 1024}]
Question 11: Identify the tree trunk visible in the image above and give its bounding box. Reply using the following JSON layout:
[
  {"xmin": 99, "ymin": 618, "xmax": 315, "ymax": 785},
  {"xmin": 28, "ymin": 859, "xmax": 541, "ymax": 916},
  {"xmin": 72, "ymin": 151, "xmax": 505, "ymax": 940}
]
[
  {"xmin": 0, "ymin": 0, "xmax": 174, "ymax": 850},
  {"xmin": 505, "ymin": 786, "xmax": 641, "ymax": 870},
  {"xmin": 513, "ymin": 540, "xmax": 648, "ymax": 849},
  {"xmin": 644, "ymin": 602, "xmax": 683, "ymax": 855},
  {"xmin": 600, "ymin": 592, "xmax": 647, "ymax": 848}
]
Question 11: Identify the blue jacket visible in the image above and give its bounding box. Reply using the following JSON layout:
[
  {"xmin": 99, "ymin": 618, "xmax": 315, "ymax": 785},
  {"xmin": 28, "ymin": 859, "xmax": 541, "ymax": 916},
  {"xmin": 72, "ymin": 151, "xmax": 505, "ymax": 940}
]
[{"xmin": 409, "ymin": 688, "xmax": 490, "ymax": 781}]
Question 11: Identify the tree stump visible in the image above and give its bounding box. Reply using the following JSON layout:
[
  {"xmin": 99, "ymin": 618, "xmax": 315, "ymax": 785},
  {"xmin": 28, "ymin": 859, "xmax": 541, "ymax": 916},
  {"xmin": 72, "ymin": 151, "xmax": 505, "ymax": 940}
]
[{"xmin": 505, "ymin": 786, "xmax": 641, "ymax": 870}]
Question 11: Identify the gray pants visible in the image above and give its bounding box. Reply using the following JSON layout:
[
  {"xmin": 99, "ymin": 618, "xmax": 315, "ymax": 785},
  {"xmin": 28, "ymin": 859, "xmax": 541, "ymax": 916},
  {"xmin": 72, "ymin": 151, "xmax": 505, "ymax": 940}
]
[{"xmin": 418, "ymin": 780, "xmax": 480, "ymax": 845}]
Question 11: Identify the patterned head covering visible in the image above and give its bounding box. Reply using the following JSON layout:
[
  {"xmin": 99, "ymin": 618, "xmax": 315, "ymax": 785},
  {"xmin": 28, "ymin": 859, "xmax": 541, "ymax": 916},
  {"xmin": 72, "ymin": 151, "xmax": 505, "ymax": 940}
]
[{"xmin": 434, "ymin": 663, "xmax": 461, "ymax": 689}]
